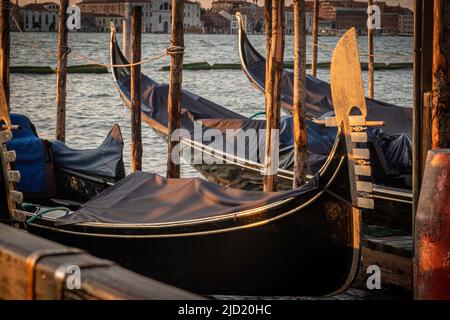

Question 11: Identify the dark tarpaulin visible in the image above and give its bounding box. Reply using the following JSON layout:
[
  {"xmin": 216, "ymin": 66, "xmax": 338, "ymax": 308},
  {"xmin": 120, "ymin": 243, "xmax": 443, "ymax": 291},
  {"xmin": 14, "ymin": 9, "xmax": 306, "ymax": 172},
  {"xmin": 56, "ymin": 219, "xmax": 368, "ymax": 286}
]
[
  {"xmin": 55, "ymin": 171, "xmax": 318, "ymax": 225},
  {"xmin": 51, "ymin": 124, "xmax": 126, "ymax": 180},
  {"xmin": 240, "ymin": 29, "xmax": 413, "ymax": 136}
]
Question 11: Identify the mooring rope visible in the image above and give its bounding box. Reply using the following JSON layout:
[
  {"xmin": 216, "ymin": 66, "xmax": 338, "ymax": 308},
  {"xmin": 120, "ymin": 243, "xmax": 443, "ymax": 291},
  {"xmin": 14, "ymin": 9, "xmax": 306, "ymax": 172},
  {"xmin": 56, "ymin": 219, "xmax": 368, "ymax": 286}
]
[{"xmin": 9, "ymin": 10, "xmax": 183, "ymax": 68}]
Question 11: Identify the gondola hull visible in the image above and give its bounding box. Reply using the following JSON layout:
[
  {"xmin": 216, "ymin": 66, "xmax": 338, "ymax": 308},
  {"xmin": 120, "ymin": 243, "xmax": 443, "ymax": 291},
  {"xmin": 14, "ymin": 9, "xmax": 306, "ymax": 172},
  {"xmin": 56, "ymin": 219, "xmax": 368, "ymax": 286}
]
[{"xmin": 26, "ymin": 149, "xmax": 360, "ymax": 296}]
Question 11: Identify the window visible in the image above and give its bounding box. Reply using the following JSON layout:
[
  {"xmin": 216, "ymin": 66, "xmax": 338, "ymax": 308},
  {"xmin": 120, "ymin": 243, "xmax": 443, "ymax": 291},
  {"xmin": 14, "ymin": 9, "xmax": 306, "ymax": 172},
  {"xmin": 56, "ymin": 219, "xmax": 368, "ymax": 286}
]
[
  {"xmin": 159, "ymin": 2, "xmax": 171, "ymax": 11},
  {"xmin": 45, "ymin": 15, "xmax": 48, "ymax": 24},
  {"xmin": 159, "ymin": 15, "xmax": 161, "ymax": 24}
]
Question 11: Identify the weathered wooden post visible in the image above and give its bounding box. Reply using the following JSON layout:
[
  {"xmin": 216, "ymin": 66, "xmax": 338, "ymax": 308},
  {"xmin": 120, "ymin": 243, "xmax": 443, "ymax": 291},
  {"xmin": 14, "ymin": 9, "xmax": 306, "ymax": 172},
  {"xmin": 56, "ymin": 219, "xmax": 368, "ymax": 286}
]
[
  {"xmin": 412, "ymin": 0, "xmax": 434, "ymax": 215},
  {"xmin": 431, "ymin": 0, "xmax": 450, "ymax": 149},
  {"xmin": 130, "ymin": 6, "xmax": 142, "ymax": 172},
  {"xmin": 292, "ymin": 0, "xmax": 307, "ymax": 188},
  {"xmin": 56, "ymin": 0, "xmax": 69, "ymax": 142},
  {"xmin": 263, "ymin": 0, "xmax": 284, "ymax": 192},
  {"xmin": 264, "ymin": 0, "xmax": 272, "ymax": 99},
  {"xmin": 367, "ymin": 0, "xmax": 374, "ymax": 99},
  {"xmin": 123, "ymin": 3, "xmax": 131, "ymax": 61},
  {"xmin": 0, "ymin": 0, "xmax": 10, "ymax": 108},
  {"xmin": 166, "ymin": 0, "xmax": 184, "ymax": 178},
  {"xmin": 311, "ymin": 0, "xmax": 319, "ymax": 77},
  {"xmin": 414, "ymin": 150, "xmax": 450, "ymax": 300}
]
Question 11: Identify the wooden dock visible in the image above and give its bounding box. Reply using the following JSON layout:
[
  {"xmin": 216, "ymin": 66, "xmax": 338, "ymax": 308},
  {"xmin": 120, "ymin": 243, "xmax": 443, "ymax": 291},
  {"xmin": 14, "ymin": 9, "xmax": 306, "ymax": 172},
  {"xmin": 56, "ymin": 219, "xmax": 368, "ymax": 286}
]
[{"xmin": 0, "ymin": 223, "xmax": 202, "ymax": 300}]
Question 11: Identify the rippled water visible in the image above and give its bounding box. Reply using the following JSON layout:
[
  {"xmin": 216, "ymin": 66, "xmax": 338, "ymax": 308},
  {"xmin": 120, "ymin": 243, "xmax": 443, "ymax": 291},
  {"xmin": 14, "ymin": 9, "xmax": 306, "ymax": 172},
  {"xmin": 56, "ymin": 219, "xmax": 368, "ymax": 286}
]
[{"xmin": 10, "ymin": 32, "xmax": 413, "ymax": 177}]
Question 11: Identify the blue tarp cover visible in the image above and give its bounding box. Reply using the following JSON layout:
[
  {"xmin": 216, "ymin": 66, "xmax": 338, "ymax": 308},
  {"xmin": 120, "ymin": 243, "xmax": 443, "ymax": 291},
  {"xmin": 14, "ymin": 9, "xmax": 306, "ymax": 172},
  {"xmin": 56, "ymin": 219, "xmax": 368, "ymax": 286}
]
[{"xmin": 8, "ymin": 113, "xmax": 47, "ymax": 193}]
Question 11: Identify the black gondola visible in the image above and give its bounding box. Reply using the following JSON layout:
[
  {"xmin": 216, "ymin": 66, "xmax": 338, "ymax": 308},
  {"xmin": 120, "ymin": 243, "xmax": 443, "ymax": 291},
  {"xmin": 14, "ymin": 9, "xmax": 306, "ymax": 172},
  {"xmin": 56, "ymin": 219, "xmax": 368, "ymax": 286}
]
[
  {"xmin": 236, "ymin": 13, "xmax": 413, "ymax": 136},
  {"xmin": 0, "ymin": 30, "xmax": 371, "ymax": 297},
  {"xmin": 109, "ymin": 25, "xmax": 413, "ymax": 207}
]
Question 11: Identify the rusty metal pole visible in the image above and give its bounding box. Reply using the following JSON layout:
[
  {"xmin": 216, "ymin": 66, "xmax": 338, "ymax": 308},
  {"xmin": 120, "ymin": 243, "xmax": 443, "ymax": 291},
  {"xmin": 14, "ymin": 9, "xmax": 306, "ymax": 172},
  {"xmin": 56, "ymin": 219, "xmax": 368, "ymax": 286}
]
[
  {"xmin": 431, "ymin": 0, "xmax": 450, "ymax": 149},
  {"xmin": 55, "ymin": 0, "xmax": 69, "ymax": 142},
  {"xmin": 263, "ymin": 0, "xmax": 284, "ymax": 192},
  {"xmin": 292, "ymin": 0, "xmax": 307, "ymax": 188},
  {"xmin": 0, "ymin": 0, "xmax": 10, "ymax": 108},
  {"xmin": 166, "ymin": 0, "xmax": 184, "ymax": 178},
  {"xmin": 414, "ymin": 149, "xmax": 450, "ymax": 300},
  {"xmin": 130, "ymin": 6, "xmax": 142, "ymax": 172},
  {"xmin": 367, "ymin": 0, "xmax": 374, "ymax": 99},
  {"xmin": 311, "ymin": 0, "xmax": 319, "ymax": 77}
]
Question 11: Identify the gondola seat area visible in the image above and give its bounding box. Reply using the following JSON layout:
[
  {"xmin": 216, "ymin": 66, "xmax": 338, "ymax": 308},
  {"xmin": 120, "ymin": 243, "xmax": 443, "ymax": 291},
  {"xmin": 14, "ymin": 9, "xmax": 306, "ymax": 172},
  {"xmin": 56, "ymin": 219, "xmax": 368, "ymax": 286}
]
[{"xmin": 5, "ymin": 113, "xmax": 126, "ymax": 205}]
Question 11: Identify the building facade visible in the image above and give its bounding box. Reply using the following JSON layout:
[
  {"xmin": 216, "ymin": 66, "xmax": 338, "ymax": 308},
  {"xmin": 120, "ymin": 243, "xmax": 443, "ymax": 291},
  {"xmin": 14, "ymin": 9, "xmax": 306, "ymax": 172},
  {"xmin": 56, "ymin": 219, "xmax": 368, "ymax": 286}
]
[
  {"xmin": 398, "ymin": 13, "xmax": 413, "ymax": 35},
  {"xmin": 22, "ymin": 2, "xmax": 59, "ymax": 32},
  {"xmin": 202, "ymin": 12, "xmax": 230, "ymax": 34},
  {"xmin": 78, "ymin": 0, "xmax": 201, "ymax": 33},
  {"xmin": 80, "ymin": 13, "xmax": 124, "ymax": 32}
]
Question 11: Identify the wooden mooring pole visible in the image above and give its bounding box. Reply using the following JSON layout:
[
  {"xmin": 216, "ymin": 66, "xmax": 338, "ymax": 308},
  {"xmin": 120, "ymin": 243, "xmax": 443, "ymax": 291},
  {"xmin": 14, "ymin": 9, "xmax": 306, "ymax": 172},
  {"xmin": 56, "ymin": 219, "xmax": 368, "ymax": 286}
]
[
  {"xmin": 264, "ymin": 0, "xmax": 272, "ymax": 118},
  {"xmin": 431, "ymin": 0, "xmax": 450, "ymax": 149},
  {"xmin": 263, "ymin": 0, "xmax": 284, "ymax": 192},
  {"xmin": 0, "ymin": 0, "xmax": 10, "ymax": 108},
  {"xmin": 130, "ymin": 6, "xmax": 142, "ymax": 172},
  {"xmin": 166, "ymin": 0, "xmax": 184, "ymax": 178},
  {"xmin": 292, "ymin": 0, "xmax": 307, "ymax": 188},
  {"xmin": 311, "ymin": 0, "xmax": 319, "ymax": 77},
  {"xmin": 367, "ymin": 0, "xmax": 374, "ymax": 99},
  {"xmin": 123, "ymin": 3, "xmax": 131, "ymax": 61},
  {"xmin": 55, "ymin": 0, "xmax": 69, "ymax": 142}
]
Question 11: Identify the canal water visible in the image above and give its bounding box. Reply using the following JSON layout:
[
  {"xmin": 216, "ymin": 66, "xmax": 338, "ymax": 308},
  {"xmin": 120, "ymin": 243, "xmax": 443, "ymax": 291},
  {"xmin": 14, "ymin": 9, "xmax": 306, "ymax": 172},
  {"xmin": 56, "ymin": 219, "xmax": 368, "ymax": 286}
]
[{"xmin": 10, "ymin": 32, "xmax": 413, "ymax": 177}]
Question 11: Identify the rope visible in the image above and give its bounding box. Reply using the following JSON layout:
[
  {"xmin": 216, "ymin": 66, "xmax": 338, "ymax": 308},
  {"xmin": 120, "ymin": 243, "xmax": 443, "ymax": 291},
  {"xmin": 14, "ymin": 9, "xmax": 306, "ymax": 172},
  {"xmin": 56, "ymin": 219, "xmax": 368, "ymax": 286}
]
[
  {"xmin": 26, "ymin": 206, "xmax": 71, "ymax": 225},
  {"xmin": 9, "ymin": 10, "xmax": 182, "ymax": 68}
]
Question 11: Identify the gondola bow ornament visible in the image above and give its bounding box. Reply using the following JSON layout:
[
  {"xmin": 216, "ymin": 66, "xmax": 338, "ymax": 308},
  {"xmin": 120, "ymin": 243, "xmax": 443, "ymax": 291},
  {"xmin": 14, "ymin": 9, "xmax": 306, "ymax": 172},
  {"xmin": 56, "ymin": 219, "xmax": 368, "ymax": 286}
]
[{"xmin": 330, "ymin": 28, "xmax": 374, "ymax": 210}]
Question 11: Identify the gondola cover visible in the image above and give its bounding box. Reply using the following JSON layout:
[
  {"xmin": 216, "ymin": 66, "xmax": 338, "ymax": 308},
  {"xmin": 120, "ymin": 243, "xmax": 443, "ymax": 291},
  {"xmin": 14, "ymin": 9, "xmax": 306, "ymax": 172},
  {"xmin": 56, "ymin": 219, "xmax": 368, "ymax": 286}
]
[{"xmin": 56, "ymin": 171, "xmax": 318, "ymax": 225}]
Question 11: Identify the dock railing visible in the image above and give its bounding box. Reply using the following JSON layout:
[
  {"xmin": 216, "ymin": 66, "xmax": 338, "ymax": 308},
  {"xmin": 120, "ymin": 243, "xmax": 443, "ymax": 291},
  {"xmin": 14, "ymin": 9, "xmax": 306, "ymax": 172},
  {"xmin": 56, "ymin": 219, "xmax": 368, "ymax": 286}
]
[{"xmin": 0, "ymin": 223, "xmax": 202, "ymax": 300}]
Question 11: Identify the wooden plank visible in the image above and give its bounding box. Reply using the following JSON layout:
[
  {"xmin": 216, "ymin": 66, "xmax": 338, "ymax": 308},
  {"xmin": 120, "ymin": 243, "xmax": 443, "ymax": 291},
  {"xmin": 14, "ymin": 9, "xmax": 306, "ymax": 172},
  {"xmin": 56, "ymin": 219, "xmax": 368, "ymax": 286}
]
[
  {"xmin": 356, "ymin": 181, "xmax": 373, "ymax": 193},
  {"xmin": 0, "ymin": 128, "xmax": 11, "ymax": 143},
  {"xmin": 3, "ymin": 150, "xmax": 16, "ymax": 162},
  {"xmin": 351, "ymin": 132, "xmax": 368, "ymax": 143},
  {"xmin": 0, "ymin": 223, "xmax": 202, "ymax": 300},
  {"xmin": 353, "ymin": 148, "xmax": 370, "ymax": 159},
  {"xmin": 10, "ymin": 190, "xmax": 23, "ymax": 204},
  {"xmin": 7, "ymin": 170, "xmax": 20, "ymax": 183},
  {"xmin": 355, "ymin": 165, "xmax": 371, "ymax": 176},
  {"xmin": 362, "ymin": 247, "xmax": 412, "ymax": 290}
]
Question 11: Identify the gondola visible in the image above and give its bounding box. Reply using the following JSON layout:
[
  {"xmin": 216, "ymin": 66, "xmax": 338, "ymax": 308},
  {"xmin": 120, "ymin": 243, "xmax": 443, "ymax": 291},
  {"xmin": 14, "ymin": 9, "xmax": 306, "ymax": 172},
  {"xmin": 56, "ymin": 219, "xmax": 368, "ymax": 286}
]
[
  {"xmin": 0, "ymin": 29, "xmax": 369, "ymax": 297},
  {"xmin": 236, "ymin": 13, "xmax": 413, "ymax": 136},
  {"xmin": 1, "ymin": 112, "xmax": 125, "ymax": 206},
  {"xmin": 110, "ymin": 25, "xmax": 413, "ymax": 209}
]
